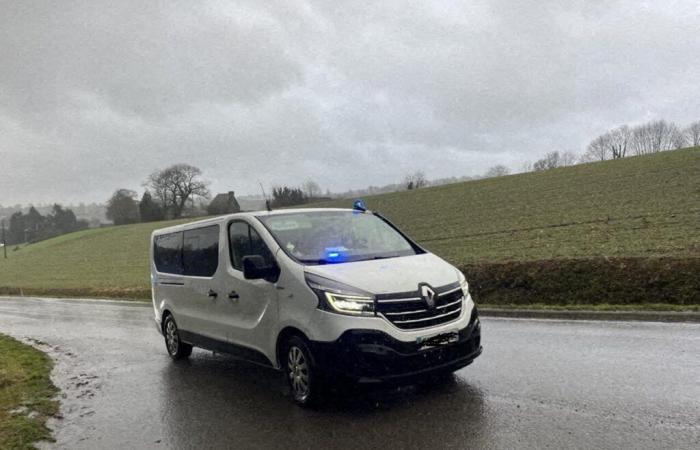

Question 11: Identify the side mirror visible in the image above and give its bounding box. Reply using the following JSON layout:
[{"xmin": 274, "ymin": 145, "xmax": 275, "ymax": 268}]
[{"xmin": 242, "ymin": 255, "xmax": 279, "ymax": 281}]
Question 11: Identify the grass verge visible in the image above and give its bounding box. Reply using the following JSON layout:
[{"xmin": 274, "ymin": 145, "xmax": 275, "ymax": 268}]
[
  {"xmin": 0, "ymin": 286, "xmax": 150, "ymax": 301},
  {"xmin": 479, "ymin": 303, "xmax": 700, "ymax": 312},
  {"xmin": 0, "ymin": 334, "xmax": 58, "ymax": 449},
  {"xmin": 463, "ymin": 257, "xmax": 700, "ymax": 306}
]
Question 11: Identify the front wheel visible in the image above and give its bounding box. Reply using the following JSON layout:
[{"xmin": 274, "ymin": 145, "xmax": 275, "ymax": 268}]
[
  {"xmin": 284, "ymin": 336, "xmax": 321, "ymax": 407},
  {"xmin": 163, "ymin": 315, "xmax": 192, "ymax": 360}
]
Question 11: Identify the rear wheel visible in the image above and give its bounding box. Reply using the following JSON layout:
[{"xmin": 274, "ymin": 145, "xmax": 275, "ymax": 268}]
[
  {"xmin": 163, "ymin": 315, "xmax": 192, "ymax": 360},
  {"xmin": 284, "ymin": 336, "xmax": 320, "ymax": 407}
]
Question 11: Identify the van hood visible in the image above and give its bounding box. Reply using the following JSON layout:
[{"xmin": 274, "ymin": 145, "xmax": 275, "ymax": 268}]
[{"xmin": 303, "ymin": 253, "xmax": 460, "ymax": 294}]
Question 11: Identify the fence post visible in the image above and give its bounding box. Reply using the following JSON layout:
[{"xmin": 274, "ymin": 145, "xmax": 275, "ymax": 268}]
[{"xmin": 1, "ymin": 219, "xmax": 7, "ymax": 259}]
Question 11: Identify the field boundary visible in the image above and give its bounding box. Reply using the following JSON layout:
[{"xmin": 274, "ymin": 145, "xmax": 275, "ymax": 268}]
[
  {"xmin": 0, "ymin": 286, "xmax": 151, "ymax": 300},
  {"xmin": 462, "ymin": 256, "xmax": 700, "ymax": 306},
  {"xmin": 480, "ymin": 308, "xmax": 700, "ymax": 323},
  {"xmin": 2, "ymin": 257, "xmax": 699, "ymax": 307}
]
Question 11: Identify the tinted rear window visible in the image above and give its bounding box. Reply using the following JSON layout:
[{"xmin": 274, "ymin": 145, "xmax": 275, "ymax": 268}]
[
  {"xmin": 183, "ymin": 225, "xmax": 220, "ymax": 277},
  {"xmin": 154, "ymin": 232, "xmax": 183, "ymax": 274}
]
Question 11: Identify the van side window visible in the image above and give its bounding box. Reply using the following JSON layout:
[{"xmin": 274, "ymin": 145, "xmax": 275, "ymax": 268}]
[
  {"xmin": 183, "ymin": 225, "xmax": 219, "ymax": 277},
  {"xmin": 229, "ymin": 221, "xmax": 275, "ymax": 271},
  {"xmin": 154, "ymin": 232, "xmax": 183, "ymax": 274},
  {"xmin": 229, "ymin": 222, "xmax": 249, "ymax": 270}
]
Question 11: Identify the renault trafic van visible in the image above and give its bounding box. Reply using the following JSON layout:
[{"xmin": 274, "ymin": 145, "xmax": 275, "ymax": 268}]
[{"xmin": 151, "ymin": 203, "xmax": 482, "ymax": 405}]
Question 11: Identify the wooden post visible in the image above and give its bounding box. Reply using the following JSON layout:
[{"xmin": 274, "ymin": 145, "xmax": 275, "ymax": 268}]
[{"xmin": 1, "ymin": 220, "xmax": 6, "ymax": 259}]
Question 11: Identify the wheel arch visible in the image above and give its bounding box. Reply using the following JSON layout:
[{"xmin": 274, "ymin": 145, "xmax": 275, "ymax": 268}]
[
  {"xmin": 275, "ymin": 326, "xmax": 311, "ymax": 368},
  {"xmin": 160, "ymin": 309, "xmax": 173, "ymax": 334}
]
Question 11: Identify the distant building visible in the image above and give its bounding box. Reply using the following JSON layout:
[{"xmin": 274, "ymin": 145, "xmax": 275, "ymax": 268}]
[{"xmin": 207, "ymin": 191, "xmax": 241, "ymax": 215}]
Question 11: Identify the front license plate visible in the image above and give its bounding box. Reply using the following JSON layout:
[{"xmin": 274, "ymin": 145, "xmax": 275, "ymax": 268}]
[{"xmin": 418, "ymin": 331, "xmax": 459, "ymax": 350}]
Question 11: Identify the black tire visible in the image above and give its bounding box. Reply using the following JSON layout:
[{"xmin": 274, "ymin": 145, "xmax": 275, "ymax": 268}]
[
  {"xmin": 163, "ymin": 314, "xmax": 192, "ymax": 360},
  {"xmin": 283, "ymin": 336, "xmax": 321, "ymax": 407}
]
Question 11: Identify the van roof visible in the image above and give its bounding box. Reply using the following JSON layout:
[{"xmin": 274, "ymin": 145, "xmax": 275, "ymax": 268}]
[{"xmin": 151, "ymin": 207, "xmax": 353, "ymax": 236}]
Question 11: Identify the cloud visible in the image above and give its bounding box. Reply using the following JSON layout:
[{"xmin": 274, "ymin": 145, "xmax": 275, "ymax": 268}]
[{"xmin": 1, "ymin": 0, "xmax": 699, "ymax": 205}]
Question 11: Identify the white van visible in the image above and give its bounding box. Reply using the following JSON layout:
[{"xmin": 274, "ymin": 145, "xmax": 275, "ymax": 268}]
[{"xmin": 151, "ymin": 204, "xmax": 482, "ymax": 405}]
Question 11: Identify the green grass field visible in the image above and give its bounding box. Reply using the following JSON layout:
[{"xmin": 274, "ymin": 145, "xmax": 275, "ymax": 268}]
[
  {"xmin": 0, "ymin": 334, "xmax": 58, "ymax": 449},
  {"xmin": 0, "ymin": 220, "xmax": 190, "ymax": 298},
  {"xmin": 0, "ymin": 147, "xmax": 698, "ymax": 303},
  {"xmin": 311, "ymin": 147, "xmax": 700, "ymax": 264}
]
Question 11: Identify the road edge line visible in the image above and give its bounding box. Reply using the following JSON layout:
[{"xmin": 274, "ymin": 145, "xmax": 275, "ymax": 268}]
[{"xmin": 479, "ymin": 308, "xmax": 700, "ymax": 323}]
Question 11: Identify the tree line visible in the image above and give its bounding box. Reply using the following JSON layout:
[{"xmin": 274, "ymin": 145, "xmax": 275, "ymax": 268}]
[
  {"xmin": 484, "ymin": 119, "xmax": 699, "ymax": 178},
  {"xmin": 4, "ymin": 204, "xmax": 88, "ymax": 245},
  {"xmin": 584, "ymin": 119, "xmax": 699, "ymax": 162},
  {"xmin": 106, "ymin": 163, "xmax": 331, "ymax": 225},
  {"xmin": 268, "ymin": 181, "xmax": 330, "ymax": 208},
  {"xmin": 398, "ymin": 117, "xmax": 699, "ymax": 190},
  {"xmin": 107, "ymin": 164, "xmax": 211, "ymax": 225}
]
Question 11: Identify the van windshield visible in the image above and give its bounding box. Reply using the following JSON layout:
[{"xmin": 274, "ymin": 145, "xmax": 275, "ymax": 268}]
[{"xmin": 257, "ymin": 211, "xmax": 419, "ymax": 264}]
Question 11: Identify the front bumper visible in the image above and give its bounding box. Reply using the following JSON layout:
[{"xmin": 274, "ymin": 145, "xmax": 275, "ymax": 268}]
[{"xmin": 310, "ymin": 308, "xmax": 482, "ymax": 383}]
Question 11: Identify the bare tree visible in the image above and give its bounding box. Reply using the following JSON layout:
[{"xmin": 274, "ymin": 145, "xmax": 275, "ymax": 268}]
[
  {"xmin": 146, "ymin": 164, "xmax": 210, "ymax": 219},
  {"xmin": 670, "ymin": 125, "xmax": 686, "ymax": 149},
  {"xmin": 584, "ymin": 134, "xmax": 610, "ymax": 162},
  {"xmin": 301, "ymin": 180, "xmax": 322, "ymax": 199},
  {"xmin": 585, "ymin": 120, "xmax": 689, "ymax": 163},
  {"xmin": 609, "ymin": 125, "xmax": 631, "ymax": 159},
  {"xmin": 631, "ymin": 120, "xmax": 680, "ymax": 155},
  {"xmin": 532, "ymin": 151, "xmax": 562, "ymax": 171},
  {"xmin": 685, "ymin": 121, "xmax": 700, "ymax": 147},
  {"xmin": 404, "ymin": 171, "xmax": 427, "ymax": 190},
  {"xmin": 649, "ymin": 121, "xmax": 666, "ymax": 151},
  {"xmin": 559, "ymin": 150, "xmax": 578, "ymax": 166},
  {"xmin": 584, "ymin": 125, "xmax": 629, "ymax": 161},
  {"xmin": 631, "ymin": 122, "xmax": 653, "ymax": 155},
  {"xmin": 483, "ymin": 165, "xmax": 510, "ymax": 178}
]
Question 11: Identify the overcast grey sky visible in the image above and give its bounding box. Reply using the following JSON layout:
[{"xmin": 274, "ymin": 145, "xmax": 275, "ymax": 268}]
[{"xmin": 1, "ymin": 0, "xmax": 699, "ymax": 205}]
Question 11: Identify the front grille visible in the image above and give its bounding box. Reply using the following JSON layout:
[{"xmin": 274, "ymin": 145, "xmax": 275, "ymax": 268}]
[{"xmin": 375, "ymin": 282, "xmax": 463, "ymax": 330}]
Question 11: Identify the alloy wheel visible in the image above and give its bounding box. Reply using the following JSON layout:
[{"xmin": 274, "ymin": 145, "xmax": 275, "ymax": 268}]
[
  {"xmin": 165, "ymin": 319, "xmax": 179, "ymax": 355},
  {"xmin": 287, "ymin": 346, "xmax": 310, "ymax": 402}
]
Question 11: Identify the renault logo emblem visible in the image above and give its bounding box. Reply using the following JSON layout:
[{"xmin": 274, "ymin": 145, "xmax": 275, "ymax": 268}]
[{"xmin": 420, "ymin": 284, "xmax": 437, "ymax": 309}]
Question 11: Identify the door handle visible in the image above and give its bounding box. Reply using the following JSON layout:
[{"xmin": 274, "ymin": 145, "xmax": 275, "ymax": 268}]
[
  {"xmin": 228, "ymin": 291, "xmax": 240, "ymax": 300},
  {"xmin": 208, "ymin": 289, "xmax": 218, "ymax": 299}
]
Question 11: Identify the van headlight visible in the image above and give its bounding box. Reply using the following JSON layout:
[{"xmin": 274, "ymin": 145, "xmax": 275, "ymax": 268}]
[
  {"xmin": 305, "ymin": 272, "xmax": 375, "ymax": 316},
  {"xmin": 458, "ymin": 272, "xmax": 470, "ymax": 298},
  {"xmin": 323, "ymin": 292, "xmax": 374, "ymax": 315}
]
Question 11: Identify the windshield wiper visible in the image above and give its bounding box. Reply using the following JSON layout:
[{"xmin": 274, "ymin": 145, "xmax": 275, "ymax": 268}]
[
  {"xmin": 299, "ymin": 258, "xmax": 329, "ymax": 265},
  {"xmin": 365, "ymin": 255, "xmax": 400, "ymax": 261}
]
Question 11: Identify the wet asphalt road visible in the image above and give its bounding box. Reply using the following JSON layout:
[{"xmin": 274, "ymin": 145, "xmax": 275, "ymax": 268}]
[{"xmin": 0, "ymin": 297, "xmax": 698, "ymax": 450}]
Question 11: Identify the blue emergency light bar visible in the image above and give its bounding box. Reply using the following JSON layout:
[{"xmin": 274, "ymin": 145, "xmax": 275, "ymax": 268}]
[{"xmin": 353, "ymin": 199, "xmax": 367, "ymax": 212}]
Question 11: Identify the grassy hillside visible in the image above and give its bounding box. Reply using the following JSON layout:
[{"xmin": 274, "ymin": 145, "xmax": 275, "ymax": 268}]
[
  {"xmin": 0, "ymin": 219, "xmax": 189, "ymax": 298},
  {"xmin": 311, "ymin": 147, "xmax": 700, "ymax": 264},
  {"xmin": 0, "ymin": 147, "xmax": 698, "ymax": 303}
]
